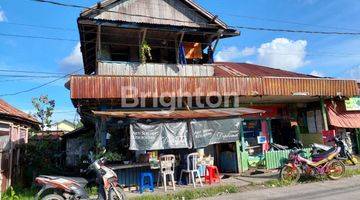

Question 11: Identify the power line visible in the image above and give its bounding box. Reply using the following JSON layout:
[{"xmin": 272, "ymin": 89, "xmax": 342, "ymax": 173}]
[
  {"xmin": 0, "ymin": 77, "xmax": 59, "ymax": 83},
  {"xmin": 230, "ymin": 25, "xmax": 360, "ymax": 35},
  {"xmin": 0, "ymin": 32, "xmax": 77, "ymax": 42},
  {"xmin": 0, "ymin": 69, "xmax": 67, "ymax": 75},
  {"xmin": 217, "ymin": 13, "xmax": 360, "ymax": 32},
  {"xmin": 0, "ymin": 69, "xmax": 82, "ymax": 97},
  {"xmin": 1, "ymin": 31, "xmax": 360, "ymax": 57},
  {"xmin": 0, "ymin": 75, "xmax": 63, "ymax": 78},
  {"xmin": 31, "ymin": 0, "xmax": 360, "ymax": 36},
  {"xmin": 1, "ymin": 21, "xmax": 76, "ymax": 32}
]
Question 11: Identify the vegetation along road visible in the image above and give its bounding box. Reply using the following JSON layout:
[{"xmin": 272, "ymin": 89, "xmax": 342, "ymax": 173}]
[{"xmin": 206, "ymin": 175, "xmax": 360, "ymax": 200}]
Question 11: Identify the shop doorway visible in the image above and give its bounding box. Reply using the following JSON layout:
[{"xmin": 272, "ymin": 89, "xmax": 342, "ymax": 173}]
[{"xmin": 271, "ymin": 119, "xmax": 296, "ymax": 148}]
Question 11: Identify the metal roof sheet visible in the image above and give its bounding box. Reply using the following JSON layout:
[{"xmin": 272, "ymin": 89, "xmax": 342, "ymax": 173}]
[
  {"xmin": 214, "ymin": 62, "xmax": 316, "ymax": 78},
  {"xmin": 0, "ymin": 99, "xmax": 38, "ymax": 124}
]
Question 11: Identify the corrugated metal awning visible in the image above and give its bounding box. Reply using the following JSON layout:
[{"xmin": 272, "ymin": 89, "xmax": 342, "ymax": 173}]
[
  {"xmin": 326, "ymin": 101, "xmax": 360, "ymax": 128},
  {"xmin": 92, "ymin": 108, "xmax": 265, "ymax": 119}
]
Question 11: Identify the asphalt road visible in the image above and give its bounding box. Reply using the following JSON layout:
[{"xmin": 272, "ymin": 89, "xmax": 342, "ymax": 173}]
[{"xmin": 206, "ymin": 176, "xmax": 360, "ymax": 200}]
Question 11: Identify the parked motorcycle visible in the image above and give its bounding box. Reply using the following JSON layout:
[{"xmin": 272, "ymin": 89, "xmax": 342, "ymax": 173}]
[
  {"xmin": 311, "ymin": 135, "xmax": 357, "ymax": 165},
  {"xmin": 279, "ymin": 145, "xmax": 345, "ymax": 183},
  {"xmin": 34, "ymin": 152, "xmax": 126, "ymax": 200}
]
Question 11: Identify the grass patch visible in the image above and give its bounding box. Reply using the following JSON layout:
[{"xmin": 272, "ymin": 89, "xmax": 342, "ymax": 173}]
[
  {"xmin": 130, "ymin": 185, "xmax": 239, "ymax": 200},
  {"xmin": 2, "ymin": 186, "xmax": 36, "ymax": 200},
  {"xmin": 264, "ymin": 167, "xmax": 360, "ymax": 189}
]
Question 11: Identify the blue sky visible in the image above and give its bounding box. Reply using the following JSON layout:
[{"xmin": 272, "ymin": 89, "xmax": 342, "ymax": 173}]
[{"xmin": 0, "ymin": 0, "xmax": 360, "ymax": 122}]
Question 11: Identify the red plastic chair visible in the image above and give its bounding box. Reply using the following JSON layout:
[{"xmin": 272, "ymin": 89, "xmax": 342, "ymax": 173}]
[{"xmin": 205, "ymin": 165, "xmax": 220, "ymax": 184}]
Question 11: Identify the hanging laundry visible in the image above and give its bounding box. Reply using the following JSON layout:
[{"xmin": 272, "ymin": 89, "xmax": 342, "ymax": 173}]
[
  {"xmin": 184, "ymin": 42, "xmax": 203, "ymax": 59},
  {"xmin": 179, "ymin": 42, "xmax": 187, "ymax": 64}
]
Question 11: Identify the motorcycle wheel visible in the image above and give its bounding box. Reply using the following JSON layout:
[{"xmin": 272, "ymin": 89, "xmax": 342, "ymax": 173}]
[
  {"xmin": 327, "ymin": 160, "xmax": 345, "ymax": 180},
  {"xmin": 108, "ymin": 187, "xmax": 127, "ymax": 200},
  {"xmin": 279, "ymin": 165, "xmax": 301, "ymax": 183},
  {"xmin": 41, "ymin": 194, "xmax": 65, "ymax": 200}
]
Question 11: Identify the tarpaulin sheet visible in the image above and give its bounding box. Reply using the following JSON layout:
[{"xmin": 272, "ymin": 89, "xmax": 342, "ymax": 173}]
[
  {"xmin": 327, "ymin": 101, "xmax": 360, "ymax": 128},
  {"xmin": 190, "ymin": 118, "xmax": 241, "ymax": 148},
  {"xmin": 130, "ymin": 121, "xmax": 191, "ymax": 150}
]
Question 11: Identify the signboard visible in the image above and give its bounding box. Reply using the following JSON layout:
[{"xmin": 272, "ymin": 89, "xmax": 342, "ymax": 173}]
[
  {"xmin": 257, "ymin": 136, "xmax": 266, "ymax": 144},
  {"xmin": 345, "ymin": 97, "xmax": 360, "ymax": 111},
  {"xmin": 130, "ymin": 121, "xmax": 191, "ymax": 150},
  {"xmin": 190, "ymin": 118, "xmax": 241, "ymax": 148}
]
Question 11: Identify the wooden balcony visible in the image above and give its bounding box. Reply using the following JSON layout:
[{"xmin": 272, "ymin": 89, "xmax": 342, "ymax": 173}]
[{"xmin": 96, "ymin": 61, "xmax": 214, "ymax": 76}]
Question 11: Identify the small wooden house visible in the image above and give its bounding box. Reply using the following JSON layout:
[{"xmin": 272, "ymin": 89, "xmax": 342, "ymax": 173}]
[{"xmin": 0, "ymin": 99, "xmax": 39, "ymax": 191}]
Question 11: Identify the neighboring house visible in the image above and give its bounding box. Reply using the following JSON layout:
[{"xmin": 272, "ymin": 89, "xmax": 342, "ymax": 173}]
[
  {"xmin": 0, "ymin": 99, "xmax": 39, "ymax": 191},
  {"xmin": 66, "ymin": 0, "xmax": 359, "ymax": 176},
  {"xmin": 62, "ymin": 126, "xmax": 94, "ymax": 168},
  {"xmin": 55, "ymin": 120, "xmax": 76, "ymax": 133}
]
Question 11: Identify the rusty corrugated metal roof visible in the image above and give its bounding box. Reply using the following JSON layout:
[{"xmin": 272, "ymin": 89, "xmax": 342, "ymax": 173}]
[
  {"xmin": 70, "ymin": 76, "xmax": 359, "ymax": 99},
  {"xmin": 0, "ymin": 99, "xmax": 38, "ymax": 124},
  {"xmin": 93, "ymin": 107, "xmax": 265, "ymax": 119},
  {"xmin": 214, "ymin": 62, "xmax": 316, "ymax": 78},
  {"xmin": 326, "ymin": 101, "xmax": 360, "ymax": 128}
]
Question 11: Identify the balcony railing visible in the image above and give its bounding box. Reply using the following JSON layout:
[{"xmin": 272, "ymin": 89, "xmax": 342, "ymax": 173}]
[{"xmin": 96, "ymin": 61, "xmax": 214, "ymax": 76}]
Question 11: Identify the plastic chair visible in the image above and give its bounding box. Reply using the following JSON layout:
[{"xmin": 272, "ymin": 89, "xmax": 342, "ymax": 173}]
[
  {"xmin": 179, "ymin": 153, "xmax": 203, "ymax": 188},
  {"xmin": 139, "ymin": 172, "xmax": 154, "ymax": 193},
  {"xmin": 157, "ymin": 155, "xmax": 176, "ymax": 192},
  {"xmin": 205, "ymin": 165, "xmax": 220, "ymax": 184}
]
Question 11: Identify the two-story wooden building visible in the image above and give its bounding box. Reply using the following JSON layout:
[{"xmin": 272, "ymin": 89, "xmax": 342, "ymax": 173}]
[{"xmin": 68, "ymin": 0, "xmax": 359, "ymax": 177}]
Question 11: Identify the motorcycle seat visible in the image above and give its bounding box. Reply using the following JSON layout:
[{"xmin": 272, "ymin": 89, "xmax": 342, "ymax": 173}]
[
  {"xmin": 39, "ymin": 175, "xmax": 89, "ymax": 188},
  {"xmin": 312, "ymin": 147, "xmax": 337, "ymax": 159}
]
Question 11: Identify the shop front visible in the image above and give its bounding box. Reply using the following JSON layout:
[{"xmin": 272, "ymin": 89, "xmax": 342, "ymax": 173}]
[
  {"xmin": 92, "ymin": 108, "xmax": 264, "ymax": 187},
  {"xmin": 326, "ymin": 98, "xmax": 360, "ymax": 154}
]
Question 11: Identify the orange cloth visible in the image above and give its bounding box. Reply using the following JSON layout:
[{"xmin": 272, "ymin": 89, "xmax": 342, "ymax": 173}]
[{"xmin": 184, "ymin": 42, "xmax": 203, "ymax": 59}]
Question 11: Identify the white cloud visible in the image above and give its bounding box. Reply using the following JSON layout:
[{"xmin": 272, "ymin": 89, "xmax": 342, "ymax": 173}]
[
  {"xmin": 0, "ymin": 8, "xmax": 6, "ymax": 22},
  {"xmin": 310, "ymin": 70, "xmax": 324, "ymax": 77},
  {"xmin": 257, "ymin": 38, "xmax": 309, "ymax": 70},
  {"xmin": 343, "ymin": 66, "xmax": 360, "ymax": 81},
  {"xmin": 215, "ymin": 46, "xmax": 255, "ymax": 62},
  {"xmin": 59, "ymin": 42, "xmax": 83, "ymax": 72}
]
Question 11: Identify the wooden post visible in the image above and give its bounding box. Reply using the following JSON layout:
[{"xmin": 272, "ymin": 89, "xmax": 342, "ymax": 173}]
[
  {"xmin": 266, "ymin": 118, "xmax": 273, "ymax": 144},
  {"xmin": 175, "ymin": 32, "xmax": 185, "ymax": 64},
  {"xmin": 320, "ymin": 98, "xmax": 329, "ymax": 131},
  {"xmin": 239, "ymin": 119, "xmax": 245, "ymax": 152},
  {"xmin": 235, "ymin": 140, "xmax": 242, "ymax": 173},
  {"xmin": 236, "ymin": 119, "xmax": 245, "ymax": 173}
]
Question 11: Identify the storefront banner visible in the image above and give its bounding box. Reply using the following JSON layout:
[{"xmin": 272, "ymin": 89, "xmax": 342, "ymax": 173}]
[
  {"xmin": 191, "ymin": 118, "xmax": 241, "ymax": 148},
  {"xmin": 130, "ymin": 121, "xmax": 190, "ymax": 150},
  {"xmin": 345, "ymin": 97, "xmax": 360, "ymax": 111}
]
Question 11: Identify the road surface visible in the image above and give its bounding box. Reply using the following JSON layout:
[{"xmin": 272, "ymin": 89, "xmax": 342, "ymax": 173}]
[{"xmin": 206, "ymin": 176, "xmax": 360, "ymax": 200}]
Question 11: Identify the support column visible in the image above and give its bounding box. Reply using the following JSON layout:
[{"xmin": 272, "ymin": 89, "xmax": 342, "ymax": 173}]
[
  {"xmin": 235, "ymin": 140, "xmax": 242, "ymax": 173},
  {"xmin": 95, "ymin": 117, "xmax": 107, "ymax": 148},
  {"xmin": 236, "ymin": 119, "xmax": 248, "ymax": 173},
  {"xmin": 266, "ymin": 118, "xmax": 273, "ymax": 144},
  {"xmin": 320, "ymin": 98, "xmax": 329, "ymax": 131}
]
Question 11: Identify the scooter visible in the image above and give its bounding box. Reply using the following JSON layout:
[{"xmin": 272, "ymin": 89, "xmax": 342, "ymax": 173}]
[
  {"xmin": 34, "ymin": 152, "xmax": 126, "ymax": 200},
  {"xmin": 311, "ymin": 136, "xmax": 357, "ymax": 165}
]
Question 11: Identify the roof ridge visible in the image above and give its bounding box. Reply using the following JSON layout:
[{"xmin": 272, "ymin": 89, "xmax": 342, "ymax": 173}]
[{"xmin": 80, "ymin": 0, "xmax": 228, "ymax": 29}]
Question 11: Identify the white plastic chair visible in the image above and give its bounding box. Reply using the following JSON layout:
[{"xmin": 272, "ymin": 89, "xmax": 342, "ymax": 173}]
[
  {"xmin": 179, "ymin": 153, "xmax": 203, "ymax": 188},
  {"xmin": 157, "ymin": 154, "xmax": 176, "ymax": 192}
]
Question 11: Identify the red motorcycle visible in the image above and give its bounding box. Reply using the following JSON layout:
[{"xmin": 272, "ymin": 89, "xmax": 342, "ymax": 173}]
[{"xmin": 35, "ymin": 153, "xmax": 126, "ymax": 200}]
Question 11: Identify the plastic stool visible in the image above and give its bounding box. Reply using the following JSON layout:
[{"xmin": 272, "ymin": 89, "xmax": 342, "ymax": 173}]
[
  {"xmin": 139, "ymin": 172, "xmax": 154, "ymax": 193},
  {"xmin": 205, "ymin": 166, "xmax": 220, "ymax": 184}
]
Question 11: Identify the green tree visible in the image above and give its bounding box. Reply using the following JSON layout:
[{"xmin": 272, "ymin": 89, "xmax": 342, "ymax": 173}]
[{"xmin": 31, "ymin": 95, "xmax": 55, "ymax": 130}]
